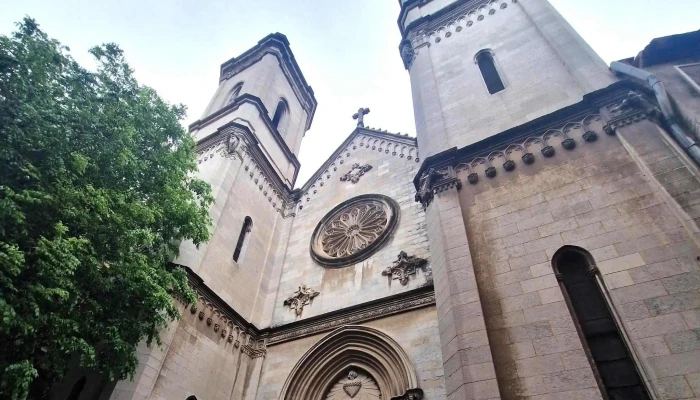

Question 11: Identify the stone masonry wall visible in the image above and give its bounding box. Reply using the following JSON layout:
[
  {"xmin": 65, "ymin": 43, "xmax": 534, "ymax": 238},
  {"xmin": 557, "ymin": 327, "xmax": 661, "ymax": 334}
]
[
  {"xmin": 407, "ymin": 0, "xmax": 615, "ymax": 159},
  {"xmin": 459, "ymin": 117, "xmax": 700, "ymax": 399},
  {"xmin": 137, "ymin": 302, "xmax": 263, "ymax": 400},
  {"xmin": 256, "ymin": 307, "xmax": 446, "ymax": 400},
  {"xmin": 270, "ymin": 134, "xmax": 430, "ymax": 325}
]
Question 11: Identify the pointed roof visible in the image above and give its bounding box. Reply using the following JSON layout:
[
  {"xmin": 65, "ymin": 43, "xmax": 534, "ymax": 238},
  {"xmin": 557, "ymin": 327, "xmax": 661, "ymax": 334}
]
[
  {"xmin": 219, "ymin": 33, "xmax": 318, "ymax": 130},
  {"xmin": 298, "ymin": 127, "xmax": 418, "ymax": 192}
]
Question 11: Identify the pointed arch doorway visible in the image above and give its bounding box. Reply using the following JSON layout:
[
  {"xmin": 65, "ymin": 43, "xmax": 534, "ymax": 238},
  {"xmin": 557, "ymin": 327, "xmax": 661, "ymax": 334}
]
[{"xmin": 279, "ymin": 325, "xmax": 423, "ymax": 400}]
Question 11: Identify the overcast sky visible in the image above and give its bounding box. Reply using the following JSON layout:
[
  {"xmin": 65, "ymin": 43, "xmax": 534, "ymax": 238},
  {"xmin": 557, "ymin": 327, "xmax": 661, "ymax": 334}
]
[{"xmin": 2, "ymin": 0, "xmax": 699, "ymax": 185}]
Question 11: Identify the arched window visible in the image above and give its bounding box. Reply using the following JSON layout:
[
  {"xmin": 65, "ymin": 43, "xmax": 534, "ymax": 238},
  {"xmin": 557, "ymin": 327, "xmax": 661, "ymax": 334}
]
[
  {"xmin": 475, "ymin": 49, "xmax": 505, "ymax": 94},
  {"xmin": 233, "ymin": 216, "xmax": 253, "ymax": 263},
  {"xmin": 552, "ymin": 246, "xmax": 651, "ymax": 400},
  {"xmin": 186, "ymin": 396, "xmax": 197, "ymax": 400},
  {"xmin": 271, "ymin": 98, "xmax": 289, "ymax": 132},
  {"xmin": 228, "ymin": 82, "xmax": 243, "ymax": 104},
  {"xmin": 66, "ymin": 376, "xmax": 86, "ymax": 400}
]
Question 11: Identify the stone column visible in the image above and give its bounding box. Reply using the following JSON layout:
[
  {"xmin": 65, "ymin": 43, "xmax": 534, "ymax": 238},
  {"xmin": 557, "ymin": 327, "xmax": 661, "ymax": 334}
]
[{"xmin": 425, "ymin": 186, "xmax": 501, "ymax": 399}]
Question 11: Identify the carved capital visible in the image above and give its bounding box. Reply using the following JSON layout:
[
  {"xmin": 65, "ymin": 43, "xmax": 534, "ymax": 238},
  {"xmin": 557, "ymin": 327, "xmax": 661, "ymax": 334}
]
[
  {"xmin": 415, "ymin": 167, "xmax": 461, "ymax": 209},
  {"xmin": 400, "ymin": 39, "xmax": 416, "ymax": 70}
]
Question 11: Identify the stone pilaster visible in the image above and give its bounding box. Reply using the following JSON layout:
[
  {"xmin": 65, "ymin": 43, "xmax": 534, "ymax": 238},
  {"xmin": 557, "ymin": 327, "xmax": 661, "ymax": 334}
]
[{"xmin": 425, "ymin": 188, "xmax": 501, "ymax": 399}]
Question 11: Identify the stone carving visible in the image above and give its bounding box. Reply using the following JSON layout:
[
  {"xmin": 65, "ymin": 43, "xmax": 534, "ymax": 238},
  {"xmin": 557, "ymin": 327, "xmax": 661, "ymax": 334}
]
[
  {"xmin": 408, "ymin": 0, "xmax": 511, "ymax": 47},
  {"xmin": 298, "ymin": 131, "xmax": 418, "ymax": 213},
  {"xmin": 321, "ymin": 202, "xmax": 386, "ymax": 257},
  {"xmin": 399, "ymin": 39, "xmax": 416, "ymax": 70},
  {"xmin": 227, "ymin": 133, "xmax": 239, "ymax": 153},
  {"xmin": 279, "ymin": 326, "xmax": 423, "ymax": 400},
  {"xmin": 395, "ymin": 389, "xmax": 424, "ymax": 400},
  {"xmin": 241, "ymin": 339, "xmax": 267, "ymax": 359},
  {"xmin": 195, "ymin": 125, "xmax": 297, "ymax": 218},
  {"xmin": 325, "ymin": 369, "xmax": 380, "ymax": 399},
  {"xmin": 447, "ymin": 114, "xmax": 604, "ymax": 191},
  {"xmin": 352, "ymin": 107, "xmax": 370, "ymax": 128},
  {"xmin": 283, "ymin": 285, "xmax": 320, "ymax": 316},
  {"xmin": 415, "ymin": 167, "xmax": 461, "ymax": 208},
  {"xmin": 268, "ymin": 288, "xmax": 435, "ymax": 345},
  {"xmin": 382, "ymin": 251, "xmax": 428, "ymax": 285},
  {"xmin": 340, "ymin": 163, "xmax": 373, "ymax": 184},
  {"xmin": 312, "ymin": 195, "xmax": 400, "ymax": 267}
]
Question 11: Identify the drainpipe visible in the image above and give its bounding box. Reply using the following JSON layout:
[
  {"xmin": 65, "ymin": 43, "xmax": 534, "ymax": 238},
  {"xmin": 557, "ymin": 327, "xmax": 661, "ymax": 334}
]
[{"xmin": 610, "ymin": 61, "xmax": 700, "ymax": 166}]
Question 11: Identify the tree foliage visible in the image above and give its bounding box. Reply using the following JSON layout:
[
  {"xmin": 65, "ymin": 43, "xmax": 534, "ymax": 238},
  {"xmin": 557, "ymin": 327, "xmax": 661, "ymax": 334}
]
[{"xmin": 0, "ymin": 18, "xmax": 212, "ymax": 399}]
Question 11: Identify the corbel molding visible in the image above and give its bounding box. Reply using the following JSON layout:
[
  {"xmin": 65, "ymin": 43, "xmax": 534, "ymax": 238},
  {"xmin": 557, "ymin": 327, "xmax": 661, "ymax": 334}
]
[
  {"xmin": 194, "ymin": 120, "xmax": 299, "ymax": 218},
  {"xmin": 174, "ymin": 265, "xmax": 436, "ymax": 349},
  {"xmin": 412, "ymin": 82, "xmax": 648, "ymax": 203}
]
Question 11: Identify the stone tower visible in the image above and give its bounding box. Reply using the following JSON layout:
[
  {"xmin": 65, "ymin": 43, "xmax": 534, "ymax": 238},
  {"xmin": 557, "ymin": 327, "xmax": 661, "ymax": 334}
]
[
  {"xmin": 405, "ymin": 0, "xmax": 700, "ymax": 399},
  {"xmin": 56, "ymin": 4, "xmax": 700, "ymax": 400},
  {"xmin": 398, "ymin": 0, "xmax": 615, "ymax": 158},
  {"xmin": 177, "ymin": 33, "xmax": 316, "ymax": 329}
]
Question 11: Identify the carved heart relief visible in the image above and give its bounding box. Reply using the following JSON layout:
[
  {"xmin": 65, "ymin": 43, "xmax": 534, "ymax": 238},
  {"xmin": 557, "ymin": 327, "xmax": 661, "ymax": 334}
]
[{"xmin": 342, "ymin": 381, "xmax": 362, "ymax": 398}]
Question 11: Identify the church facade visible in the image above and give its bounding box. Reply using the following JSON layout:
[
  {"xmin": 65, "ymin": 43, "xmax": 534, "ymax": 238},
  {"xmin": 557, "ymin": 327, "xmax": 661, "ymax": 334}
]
[{"xmin": 70, "ymin": 1, "xmax": 700, "ymax": 399}]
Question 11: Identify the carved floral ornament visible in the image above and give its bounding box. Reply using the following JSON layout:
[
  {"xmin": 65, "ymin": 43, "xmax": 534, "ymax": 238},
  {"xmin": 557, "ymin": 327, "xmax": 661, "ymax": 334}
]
[
  {"xmin": 382, "ymin": 251, "xmax": 428, "ymax": 286},
  {"xmin": 311, "ymin": 194, "xmax": 400, "ymax": 268},
  {"xmin": 414, "ymin": 112, "xmax": 620, "ymax": 208},
  {"xmin": 340, "ymin": 163, "xmax": 373, "ymax": 184},
  {"xmin": 283, "ymin": 285, "xmax": 320, "ymax": 316}
]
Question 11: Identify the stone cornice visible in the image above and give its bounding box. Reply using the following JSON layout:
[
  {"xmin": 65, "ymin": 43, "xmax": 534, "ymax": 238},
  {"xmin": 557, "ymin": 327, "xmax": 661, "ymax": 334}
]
[
  {"xmin": 398, "ymin": 0, "xmax": 488, "ymax": 40},
  {"xmin": 189, "ymin": 93, "xmax": 301, "ymax": 177},
  {"xmin": 176, "ymin": 264, "xmax": 435, "ymax": 349},
  {"xmin": 265, "ymin": 284, "xmax": 435, "ymax": 346},
  {"xmin": 398, "ymin": 0, "xmax": 514, "ymax": 70},
  {"xmin": 413, "ymin": 81, "xmax": 649, "ymax": 205},
  {"xmin": 195, "ymin": 121, "xmax": 300, "ymax": 217},
  {"xmin": 218, "ymin": 33, "xmax": 317, "ymax": 131}
]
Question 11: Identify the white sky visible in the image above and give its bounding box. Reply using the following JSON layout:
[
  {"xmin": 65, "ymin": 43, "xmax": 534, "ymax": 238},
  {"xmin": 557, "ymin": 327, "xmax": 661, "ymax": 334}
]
[{"xmin": 2, "ymin": 0, "xmax": 699, "ymax": 186}]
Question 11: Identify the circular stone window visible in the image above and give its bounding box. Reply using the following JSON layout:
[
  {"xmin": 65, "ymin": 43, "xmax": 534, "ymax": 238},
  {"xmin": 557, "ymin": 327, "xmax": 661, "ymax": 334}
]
[{"xmin": 311, "ymin": 194, "xmax": 400, "ymax": 268}]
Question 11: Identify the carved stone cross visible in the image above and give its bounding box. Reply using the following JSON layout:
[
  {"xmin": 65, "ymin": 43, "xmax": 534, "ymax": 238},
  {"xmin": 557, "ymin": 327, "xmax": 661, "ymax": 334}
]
[
  {"xmin": 382, "ymin": 251, "xmax": 428, "ymax": 285},
  {"xmin": 283, "ymin": 285, "xmax": 320, "ymax": 316},
  {"xmin": 340, "ymin": 163, "xmax": 373, "ymax": 184},
  {"xmin": 352, "ymin": 107, "xmax": 370, "ymax": 128}
]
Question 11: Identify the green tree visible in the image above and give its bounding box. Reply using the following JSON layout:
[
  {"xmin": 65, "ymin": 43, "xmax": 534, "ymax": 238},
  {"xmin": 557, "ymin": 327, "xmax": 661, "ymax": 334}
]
[{"xmin": 0, "ymin": 18, "xmax": 212, "ymax": 399}]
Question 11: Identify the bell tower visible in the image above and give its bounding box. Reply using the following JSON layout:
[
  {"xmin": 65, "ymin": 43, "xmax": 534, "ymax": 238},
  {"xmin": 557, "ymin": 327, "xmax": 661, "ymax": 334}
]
[
  {"xmin": 398, "ymin": 0, "xmax": 616, "ymax": 159},
  {"xmin": 177, "ymin": 33, "xmax": 317, "ymax": 327}
]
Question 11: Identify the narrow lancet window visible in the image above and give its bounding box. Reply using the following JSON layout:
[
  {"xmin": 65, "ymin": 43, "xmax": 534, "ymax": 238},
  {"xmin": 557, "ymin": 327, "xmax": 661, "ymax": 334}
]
[
  {"xmin": 553, "ymin": 247, "xmax": 650, "ymax": 400},
  {"xmin": 475, "ymin": 50, "xmax": 505, "ymax": 94},
  {"xmin": 233, "ymin": 217, "xmax": 253, "ymax": 263},
  {"xmin": 228, "ymin": 82, "xmax": 243, "ymax": 104},
  {"xmin": 272, "ymin": 98, "xmax": 289, "ymax": 132}
]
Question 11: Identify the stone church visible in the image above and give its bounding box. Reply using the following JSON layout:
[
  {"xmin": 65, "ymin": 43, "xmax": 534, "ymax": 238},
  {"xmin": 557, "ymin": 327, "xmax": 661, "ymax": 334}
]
[{"xmin": 53, "ymin": 0, "xmax": 700, "ymax": 399}]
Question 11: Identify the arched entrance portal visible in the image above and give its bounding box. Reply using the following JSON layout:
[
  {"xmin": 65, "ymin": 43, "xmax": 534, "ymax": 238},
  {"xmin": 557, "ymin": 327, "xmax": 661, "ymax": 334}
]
[{"xmin": 279, "ymin": 325, "xmax": 423, "ymax": 400}]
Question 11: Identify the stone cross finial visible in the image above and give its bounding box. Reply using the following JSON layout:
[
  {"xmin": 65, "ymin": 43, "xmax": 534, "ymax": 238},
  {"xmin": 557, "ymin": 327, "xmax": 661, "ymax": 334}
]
[{"xmin": 352, "ymin": 107, "xmax": 370, "ymax": 127}]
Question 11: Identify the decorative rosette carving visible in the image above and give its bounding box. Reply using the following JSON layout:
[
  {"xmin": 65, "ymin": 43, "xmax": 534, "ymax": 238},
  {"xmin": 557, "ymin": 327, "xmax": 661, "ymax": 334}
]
[{"xmin": 311, "ymin": 195, "xmax": 399, "ymax": 267}]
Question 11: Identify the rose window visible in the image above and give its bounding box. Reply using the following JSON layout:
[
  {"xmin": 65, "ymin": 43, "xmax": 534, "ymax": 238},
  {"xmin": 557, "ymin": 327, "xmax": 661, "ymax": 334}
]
[{"xmin": 311, "ymin": 194, "xmax": 399, "ymax": 267}]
